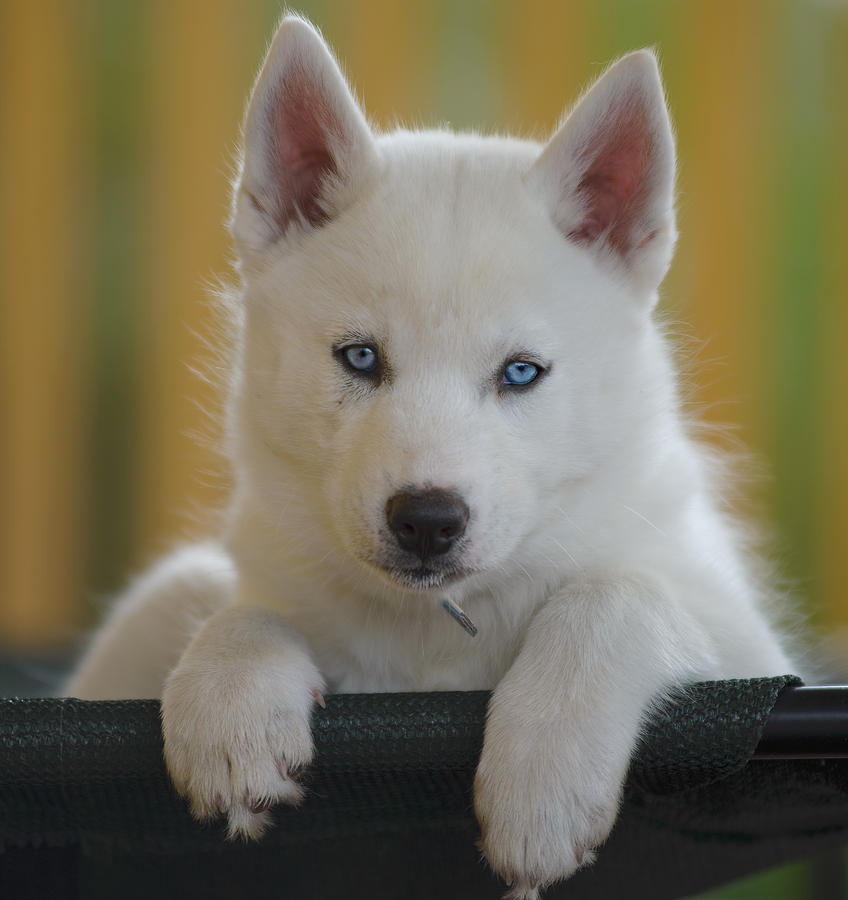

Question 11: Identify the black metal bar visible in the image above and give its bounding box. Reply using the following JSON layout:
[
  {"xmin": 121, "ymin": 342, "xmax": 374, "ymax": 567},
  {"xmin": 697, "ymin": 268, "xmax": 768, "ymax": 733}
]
[{"xmin": 753, "ymin": 685, "xmax": 848, "ymax": 759}]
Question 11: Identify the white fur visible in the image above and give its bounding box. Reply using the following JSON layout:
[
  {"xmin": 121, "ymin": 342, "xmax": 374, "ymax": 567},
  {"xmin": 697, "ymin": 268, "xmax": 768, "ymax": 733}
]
[{"xmin": 65, "ymin": 16, "xmax": 796, "ymax": 898}]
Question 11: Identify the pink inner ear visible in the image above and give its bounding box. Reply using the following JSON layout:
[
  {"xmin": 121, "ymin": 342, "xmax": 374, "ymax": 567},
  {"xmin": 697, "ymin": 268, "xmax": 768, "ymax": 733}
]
[
  {"xmin": 266, "ymin": 63, "xmax": 340, "ymax": 231},
  {"xmin": 568, "ymin": 98, "xmax": 653, "ymax": 256}
]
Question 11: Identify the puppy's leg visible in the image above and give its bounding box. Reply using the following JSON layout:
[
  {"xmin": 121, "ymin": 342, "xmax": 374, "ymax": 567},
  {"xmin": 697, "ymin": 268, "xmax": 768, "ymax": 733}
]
[
  {"xmin": 161, "ymin": 604, "xmax": 325, "ymax": 839},
  {"xmin": 64, "ymin": 542, "xmax": 235, "ymax": 700},
  {"xmin": 474, "ymin": 578, "xmax": 713, "ymax": 899}
]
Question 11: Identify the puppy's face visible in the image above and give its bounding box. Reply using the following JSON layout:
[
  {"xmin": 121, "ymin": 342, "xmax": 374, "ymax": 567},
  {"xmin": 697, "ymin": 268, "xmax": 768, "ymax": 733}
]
[
  {"xmin": 238, "ymin": 150, "xmax": 650, "ymax": 596},
  {"xmin": 229, "ymin": 20, "xmax": 675, "ymax": 599}
]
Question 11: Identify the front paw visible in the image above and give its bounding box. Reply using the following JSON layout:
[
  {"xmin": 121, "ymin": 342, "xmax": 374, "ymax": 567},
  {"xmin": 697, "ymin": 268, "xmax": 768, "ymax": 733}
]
[
  {"xmin": 161, "ymin": 636, "xmax": 325, "ymax": 840},
  {"xmin": 474, "ymin": 726, "xmax": 621, "ymax": 899}
]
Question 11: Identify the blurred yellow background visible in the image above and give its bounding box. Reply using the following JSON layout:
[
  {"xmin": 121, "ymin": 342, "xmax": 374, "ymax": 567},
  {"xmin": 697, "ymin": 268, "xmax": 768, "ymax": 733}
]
[{"xmin": 1, "ymin": 0, "xmax": 847, "ymax": 656}]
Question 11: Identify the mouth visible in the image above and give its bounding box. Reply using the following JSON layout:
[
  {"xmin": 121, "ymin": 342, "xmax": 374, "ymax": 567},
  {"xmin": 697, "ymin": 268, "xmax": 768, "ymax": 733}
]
[
  {"xmin": 386, "ymin": 565, "xmax": 466, "ymax": 591},
  {"xmin": 366, "ymin": 557, "xmax": 470, "ymax": 591}
]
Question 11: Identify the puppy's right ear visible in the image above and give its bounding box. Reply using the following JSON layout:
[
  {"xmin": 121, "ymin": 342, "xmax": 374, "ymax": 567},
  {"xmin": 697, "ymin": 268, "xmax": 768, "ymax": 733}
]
[{"xmin": 231, "ymin": 16, "xmax": 378, "ymax": 262}]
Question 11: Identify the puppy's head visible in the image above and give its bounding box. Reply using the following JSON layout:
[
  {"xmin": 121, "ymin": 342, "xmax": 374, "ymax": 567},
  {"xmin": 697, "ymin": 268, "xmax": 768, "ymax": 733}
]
[{"xmin": 227, "ymin": 16, "xmax": 677, "ymax": 598}]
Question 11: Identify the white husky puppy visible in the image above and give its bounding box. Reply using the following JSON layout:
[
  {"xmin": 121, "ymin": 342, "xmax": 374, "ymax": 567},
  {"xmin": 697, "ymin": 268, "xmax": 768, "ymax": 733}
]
[{"xmin": 66, "ymin": 15, "xmax": 795, "ymax": 898}]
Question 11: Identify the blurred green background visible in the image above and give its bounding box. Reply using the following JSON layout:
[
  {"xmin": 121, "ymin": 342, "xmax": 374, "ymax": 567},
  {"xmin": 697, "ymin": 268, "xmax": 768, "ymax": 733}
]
[{"xmin": 0, "ymin": 1, "xmax": 846, "ymax": 895}]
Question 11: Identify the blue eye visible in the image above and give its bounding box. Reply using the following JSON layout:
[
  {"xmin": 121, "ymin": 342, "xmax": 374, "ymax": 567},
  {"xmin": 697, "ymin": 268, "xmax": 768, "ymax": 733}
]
[
  {"xmin": 343, "ymin": 345, "xmax": 378, "ymax": 373},
  {"xmin": 503, "ymin": 360, "xmax": 540, "ymax": 386}
]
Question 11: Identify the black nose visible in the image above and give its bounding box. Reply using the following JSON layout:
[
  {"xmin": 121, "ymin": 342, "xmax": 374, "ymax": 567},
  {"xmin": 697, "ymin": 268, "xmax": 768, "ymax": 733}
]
[{"xmin": 386, "ymin": 489, "xmax": 469, "ymax": 561}]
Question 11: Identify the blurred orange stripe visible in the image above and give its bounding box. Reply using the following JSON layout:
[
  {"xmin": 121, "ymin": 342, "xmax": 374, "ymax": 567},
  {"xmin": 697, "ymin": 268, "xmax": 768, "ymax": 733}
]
[
  {"xmin": 0, "ymin": 3, "xmax": 91, "ymax": 645},
  {"xmin": 132, "ymin": 0, "xmax": 248, "ymax": 560},
  {"xmin": 335, "ymin": 0, "xmax": 436, "ymax": 128},
  {"xmin": 495, "ymin": 0, "xmax": 589, "ymax": 135},
  {"xmin": 672, "ymin": 0, "xmax": 779, "ymax": 446}
]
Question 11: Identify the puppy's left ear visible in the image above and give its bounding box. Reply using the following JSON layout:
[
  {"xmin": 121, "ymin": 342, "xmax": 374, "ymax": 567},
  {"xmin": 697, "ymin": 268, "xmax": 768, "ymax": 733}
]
[
  {"xmin": 231, "ymin": 16, "xmax": 379, "ymax": 264},
  {"xmin": 529, "ymin": 50, "xmax": 676, "ymax": 295}
]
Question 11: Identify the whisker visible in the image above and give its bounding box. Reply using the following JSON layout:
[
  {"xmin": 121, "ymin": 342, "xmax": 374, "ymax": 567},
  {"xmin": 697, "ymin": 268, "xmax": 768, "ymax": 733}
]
[
  {"xmin": 547, "ymin": 534, "xmax": 581, "ymax": 570},
  {"xmin": 555, "ymin": 504, "xmax": 587, "ymax": 536},
  {"xmin": 620, "ymin": 503, "xmax": 667, "ymax": 537},
  {"xmin": 514, "ymin": 559, "xmax": 534, "ymax": 586}
]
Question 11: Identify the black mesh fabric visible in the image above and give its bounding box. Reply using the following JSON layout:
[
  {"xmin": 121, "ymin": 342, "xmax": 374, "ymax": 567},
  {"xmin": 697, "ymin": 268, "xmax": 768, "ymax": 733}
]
[{"xmin": 1, "ymin": 676, "xmax": 847, "ymax": 899}]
